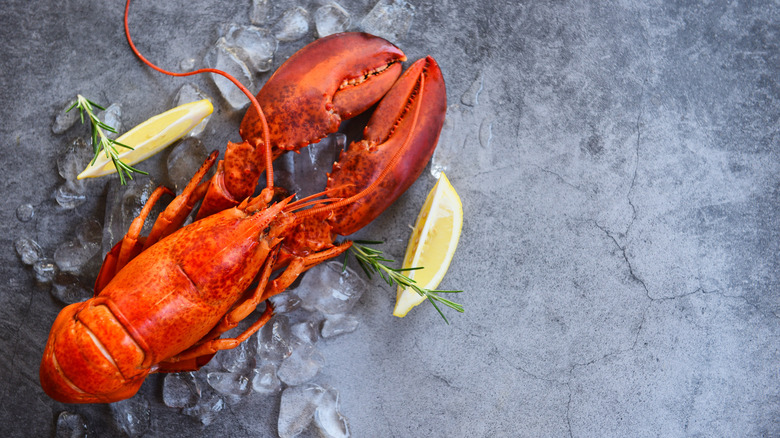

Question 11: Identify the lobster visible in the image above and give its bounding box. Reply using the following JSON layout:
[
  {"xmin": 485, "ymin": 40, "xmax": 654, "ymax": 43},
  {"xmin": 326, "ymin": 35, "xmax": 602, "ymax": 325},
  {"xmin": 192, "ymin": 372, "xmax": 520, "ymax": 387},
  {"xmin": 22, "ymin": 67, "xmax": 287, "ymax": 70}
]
[{"xmin": 39, "ymin": 0, "xmax": 446, "ymax": 404}]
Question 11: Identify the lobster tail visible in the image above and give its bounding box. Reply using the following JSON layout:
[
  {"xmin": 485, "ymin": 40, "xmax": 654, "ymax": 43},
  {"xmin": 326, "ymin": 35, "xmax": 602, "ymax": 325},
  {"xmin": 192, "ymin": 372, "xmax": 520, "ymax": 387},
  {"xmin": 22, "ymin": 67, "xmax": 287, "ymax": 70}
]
[{"xmin": 40, "ymin": 302, "xmax": 150, "ymax": 403}]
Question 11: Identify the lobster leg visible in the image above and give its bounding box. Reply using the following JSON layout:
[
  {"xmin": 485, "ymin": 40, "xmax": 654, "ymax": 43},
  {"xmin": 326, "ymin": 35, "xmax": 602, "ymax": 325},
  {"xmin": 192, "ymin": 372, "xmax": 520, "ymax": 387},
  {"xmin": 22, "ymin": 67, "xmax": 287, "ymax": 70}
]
[
  {"xmin": 94, "ymin": 186, "xmax": 173, "ymax": 293},
  {"xmin": 142, "ymin": 150, "xmax": 218, "ymax": 250},
  {"xmin": 262, "ymin": 241, "xmax": 353, "ymax": 301},
  {"xmin": 157, "ymin": 241, "xmax": 350, "ymax": 371},
  {"xmin": 159, "ymin": 303, "xmax": 274, "ymax": 368},
  {"xmin": 94, "ymin": 153, "xmax": 218, "ymax": 293}
]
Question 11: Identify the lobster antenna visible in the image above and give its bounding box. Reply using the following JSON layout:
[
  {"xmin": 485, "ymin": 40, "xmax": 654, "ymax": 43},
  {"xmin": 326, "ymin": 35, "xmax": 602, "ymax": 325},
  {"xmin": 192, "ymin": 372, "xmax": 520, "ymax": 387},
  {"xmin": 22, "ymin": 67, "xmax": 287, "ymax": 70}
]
[
  {"xmin": 294, "ymin": 73, "xmax": 426, "ymax": 220},
  {"xmin": 123, "ymin": 0, "xmax": 274, "ymax": 190}
]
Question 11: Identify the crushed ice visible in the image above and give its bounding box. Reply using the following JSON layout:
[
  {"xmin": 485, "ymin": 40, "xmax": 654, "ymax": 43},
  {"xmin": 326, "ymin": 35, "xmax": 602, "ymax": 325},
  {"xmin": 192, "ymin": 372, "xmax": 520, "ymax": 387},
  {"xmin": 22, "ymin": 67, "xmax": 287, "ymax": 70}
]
[
  {"xmin": 173, "ymin": 83, "xmax": 212, "ymax": 137},
  {"xmin": 55, "ymin": 411, "xmax": 87, "ymax": 438},
  {"xmin": 273, "ymin": 7, "xmax": 310, "ymax": 42},
  {"xmin": 110, "ymin": 396, "xmax": 151, "ymax": 438},
  {"xmin": 221, "ymin": 24, "xmax": 277, "ymax": 73},
  {"xmin": 360, "ymin": 0, "xmax": 415, "ymax": 43},
  {"xmin": 204, "ymin": 39, "xmax": 254, "ymax": 110},
  {"xmin": 51, "ymin": 98, "xmax": 80, "ymax": 135},
  {"xmin": 16, "ymin": 203, "xmax": 34, "ymax": 222},
  {"xmin": 314, "ymin": 3, "xmax": 351, "ymax": 37}
]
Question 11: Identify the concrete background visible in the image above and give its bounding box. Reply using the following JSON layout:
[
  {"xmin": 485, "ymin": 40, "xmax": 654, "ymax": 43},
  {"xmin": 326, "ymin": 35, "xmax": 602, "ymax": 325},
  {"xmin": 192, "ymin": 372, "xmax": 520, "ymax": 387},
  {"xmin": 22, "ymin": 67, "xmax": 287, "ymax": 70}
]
[{"xmin": 1, "ymin": 0, "xmax": 778, "ymax": 436}]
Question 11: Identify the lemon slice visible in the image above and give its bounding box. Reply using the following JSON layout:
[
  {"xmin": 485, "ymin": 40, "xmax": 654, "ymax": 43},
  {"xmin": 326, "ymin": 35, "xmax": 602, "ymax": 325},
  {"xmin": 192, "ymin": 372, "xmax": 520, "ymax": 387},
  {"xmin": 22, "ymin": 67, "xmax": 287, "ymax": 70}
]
[
  {"xmin": 77, "ymin": 99, "xmax": 213, "ymax": 179},
  {"xmin": 393, "ymin": 172, "xmax": 463, "ymax": 317}
]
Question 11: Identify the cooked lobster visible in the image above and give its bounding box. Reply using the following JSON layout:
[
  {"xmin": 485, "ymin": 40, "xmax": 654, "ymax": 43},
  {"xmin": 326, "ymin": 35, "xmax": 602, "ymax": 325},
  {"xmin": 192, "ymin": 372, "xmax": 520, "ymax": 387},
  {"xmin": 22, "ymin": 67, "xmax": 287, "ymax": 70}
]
[{"xmin": 39, "ymin": 0, "xmax": 446, "ymax": 404}]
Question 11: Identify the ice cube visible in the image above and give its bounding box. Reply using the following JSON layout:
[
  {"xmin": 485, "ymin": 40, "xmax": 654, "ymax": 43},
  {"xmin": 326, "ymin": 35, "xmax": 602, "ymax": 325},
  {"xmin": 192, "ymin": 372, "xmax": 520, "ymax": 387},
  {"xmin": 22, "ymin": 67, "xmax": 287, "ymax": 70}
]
[
  {"xmin": 15, "ymin": 203, "xmax": 34, "ymax": 222},
  {"xmin": 460, "ymin": 72, "xmax": 483, "ymax": 107},
  {"xmin": 77, "ymin": 219, "xmax": 102, "ymax": 250},
  {"xmin": 162, "ymin": 372, "xmax": 201, "ymax": 408},
  {"xmin": 57, "ymin": 138, "xmax": 91, "ymax": 195},
  {"xmin": 101, "ymin": 178, "xmax": 158, "ymax": 257},
  {"xmin": 273, "ymin": 152, "xmax": 298, "ymax": 195},
  {"xmin": 166, "ymin": 137, "xmax": 210, "ymax": 193},
  {"xmin": 222, "ymin": 24, "xmax": 277, "ymax": 73},
  {"xmin": 290, "ymin": 133, "xmax": 346, "ymax": 198},
  {"xmin": 273, "ymin": 7, "xmax": 310, "ymax": 42},
  {"xmin": 278, "ymin": 384, "xmax": 327, "ymax": 438},
  {"xmin": 249, "ymin": 0, "xmax": 272, "ymax": 25},
  {"xmin": 360, "ymin": 0, "xmax": 415, "ymax": 43},
  {"xmin": 110, "ymin": 396, "xmax": 150, "ymax": 438},
  {"xmin": 321, "ymin": 314, "xmax": 359, "ymax": 338},
  {"xmin": 34, "ymin": 259, "xmax": 58, "ymax": 284},
  {"xmin": 297, "ymin": 261, "xmax": 366, "ymax": 315},
  {"xmin": 313, "ymin": 386, "xmax": 350, "ymax": 438},
  {"xmin": 54, "ymin": 240, "xmax": 99, "ymax": 274},
  {"xmin": 173, "ymin": 83, "xmax": 212, "ymax": 137},
  {"xmin": 55, "ymin": 411, "xmax": 87, "ymax": 438},
  {"xmin": 256, "ymin": 314, "xmax": 294, "ymax": 363},
  {"xmin": 268, "ymin": 291, "xmax": 303, "ymax": 314},
  {"xmin": 251, "ymin": 363, "xmax": 281, "ymax": 394},
  {"xmin": 50, "ymin": 273, "xmax": 92, "ymax": 305},
  {"xmin": 99, "ymin": 103, "xmax": 123, "ymax": 140},
  {"xmin": 179, "ymin": 57, "xmax": 196, "ymax": 71},
  {"xmin": 314, "ymin": 3, "xmax": 351, "ymax": 38},
  {"xmin": 207, "ymin": 371, "xmax": 251, "ymax": 396},
  {"xmin": 182, "ymin": 394, "xmax": 225, "ymax": 426},
  {"xmin": 217, "ymin": 339, "xmax": 253, "ymax": 373},
  {"xmin": 430, "ymin": 104, "xmax": 468, "ymax": 179},
  {"xmin": 204, "ymin": 39, "xmax": 254, "ymax": 110},
  {"xmin": 277, "ymin": 339, "xmax": 325, "ymax": 385},
  {"xmin": 55, "ymin": 185, "xmax": 87, "ymax": 210},
  {"xmin": 291, "ymin": 319, "xmax": 319, "ymax": 344},
  {"xmin": 52, "ymin": 98, "xmax": 80, "ymax": 135},
  {"xmin": 15, "ymin": 237, "xmax": 43, "ymax": 266}
]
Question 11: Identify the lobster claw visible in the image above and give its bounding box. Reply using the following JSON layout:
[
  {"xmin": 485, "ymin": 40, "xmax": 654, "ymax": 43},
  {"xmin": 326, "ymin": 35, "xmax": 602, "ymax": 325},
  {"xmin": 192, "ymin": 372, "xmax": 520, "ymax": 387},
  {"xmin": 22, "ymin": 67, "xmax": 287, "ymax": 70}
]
[
  {"xmin": 197, "ymin": 33, "xmax": 406, "ymax": 219},
  {"xmin": 326, "ymin": 56, "xmax": 447, "ymax": 235},
  {"xmin": 240, "ymin": 32, "xmax": 406, "ymax": 150}
]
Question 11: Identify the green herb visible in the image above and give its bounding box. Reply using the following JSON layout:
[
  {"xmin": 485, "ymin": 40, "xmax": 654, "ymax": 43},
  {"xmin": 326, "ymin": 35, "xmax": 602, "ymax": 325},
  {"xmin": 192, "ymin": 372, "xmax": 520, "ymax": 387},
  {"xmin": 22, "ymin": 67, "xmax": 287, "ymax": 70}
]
[
  {"xmin": 67, "ymin": 95, "xmax": 147, "ymax": 184},
  {"xmin": 346, "ymin": 240, "xmax": 463, "ymax": 324}
]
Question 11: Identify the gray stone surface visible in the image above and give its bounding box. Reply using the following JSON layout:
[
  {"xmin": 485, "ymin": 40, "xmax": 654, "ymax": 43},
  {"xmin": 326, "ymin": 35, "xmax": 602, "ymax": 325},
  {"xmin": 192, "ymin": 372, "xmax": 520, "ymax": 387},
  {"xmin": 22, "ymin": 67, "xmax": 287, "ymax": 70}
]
[{"xmin": 1, "ymin": 0, "xmax": 778, "ymax": 437}]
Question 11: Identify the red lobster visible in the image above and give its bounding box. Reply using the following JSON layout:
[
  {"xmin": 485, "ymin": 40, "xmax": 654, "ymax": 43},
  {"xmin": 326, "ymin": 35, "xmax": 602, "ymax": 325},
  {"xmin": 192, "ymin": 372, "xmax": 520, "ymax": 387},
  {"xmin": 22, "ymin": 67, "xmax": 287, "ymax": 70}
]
[{"xmin": 39, "ymin": 0, "xmax": 446, "ymax": 404}]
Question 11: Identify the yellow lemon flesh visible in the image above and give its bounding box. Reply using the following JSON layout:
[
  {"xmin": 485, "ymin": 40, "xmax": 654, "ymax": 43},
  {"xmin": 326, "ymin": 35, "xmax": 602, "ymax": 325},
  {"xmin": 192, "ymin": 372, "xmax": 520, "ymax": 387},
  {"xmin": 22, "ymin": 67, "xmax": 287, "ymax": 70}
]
[
  {"xmin": 393, "ymin": 172, "xmax": 463, "ymax": 317},
  {"xmin": 78, "ymin": 99, "xmax": 213, "ymax": 179}
]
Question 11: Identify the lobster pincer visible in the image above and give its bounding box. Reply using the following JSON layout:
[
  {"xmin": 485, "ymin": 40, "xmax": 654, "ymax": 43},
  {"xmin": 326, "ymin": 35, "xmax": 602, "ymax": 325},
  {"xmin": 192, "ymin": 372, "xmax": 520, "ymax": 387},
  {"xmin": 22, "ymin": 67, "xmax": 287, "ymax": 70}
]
[{"xmin": 279, "ymin": 55, "xmax": 447, "ymax": 264}]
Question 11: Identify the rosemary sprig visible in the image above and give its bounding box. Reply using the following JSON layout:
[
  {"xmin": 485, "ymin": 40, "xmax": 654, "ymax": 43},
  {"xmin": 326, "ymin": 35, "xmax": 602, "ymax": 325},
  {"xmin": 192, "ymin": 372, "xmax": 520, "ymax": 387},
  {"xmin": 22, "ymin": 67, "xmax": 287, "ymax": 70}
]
[
  {"xmin": 67, "ymin": 95, "xmax": 147, "ymax": 185},
  {"xmin": 345, "ymin": 240, "xmax": 463, "ymax": 324}
]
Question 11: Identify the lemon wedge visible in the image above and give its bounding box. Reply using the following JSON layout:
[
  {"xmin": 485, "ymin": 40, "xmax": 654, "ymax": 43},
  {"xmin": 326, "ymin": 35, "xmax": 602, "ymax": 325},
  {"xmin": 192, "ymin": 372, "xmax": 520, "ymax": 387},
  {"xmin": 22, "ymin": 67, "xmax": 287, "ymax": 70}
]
[
  {"xmin": 77, "ymin": 99, "xmax": 213, "ymax": 179},
  {"xmin": 393, "ymin": 172, "xmax": 463, "ymax": 317}
]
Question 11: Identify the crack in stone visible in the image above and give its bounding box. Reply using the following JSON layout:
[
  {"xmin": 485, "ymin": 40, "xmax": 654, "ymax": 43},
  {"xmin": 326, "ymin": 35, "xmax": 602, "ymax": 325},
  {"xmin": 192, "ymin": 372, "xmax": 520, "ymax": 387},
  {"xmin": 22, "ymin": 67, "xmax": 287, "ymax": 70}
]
[
  {"xmin": 626, "ymin": 105, "xmax": 642, "ymax": 238},
  {"xmin": 533, "ymin": 164, "xmax": 588, "ymax": 193},
  {"xmin": 570, "ymin": 300, "xmax": 650, "ymax": 372},
  {"xmin": 491, "ymin": 346, "xmax": 561, "ymax": 383},
  {"xmin": 432, "ymin": 373, "xmax": 455, "ymax": 388},
  {"xmin": 593, "ymin": 220, "xmax": 651, "ymax": 298},
  {"xmin": 701, "ymin": 289, "xmax": 780, "ymax": 320},
  {"xmin": 565, "ymin": 383, "xmax": 574, "ymax": 438}
]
